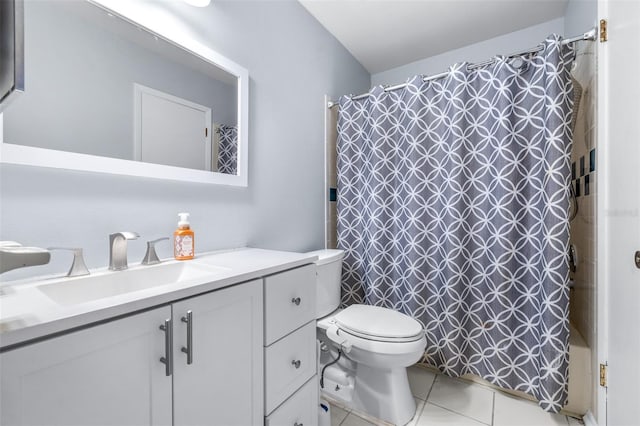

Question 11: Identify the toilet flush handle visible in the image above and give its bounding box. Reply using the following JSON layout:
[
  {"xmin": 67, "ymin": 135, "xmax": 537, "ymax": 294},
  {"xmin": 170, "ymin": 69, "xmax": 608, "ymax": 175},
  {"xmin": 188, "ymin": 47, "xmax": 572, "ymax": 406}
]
[{"xmin": 325, "ymin": 324, "xmax": 352, "ymax": 354}]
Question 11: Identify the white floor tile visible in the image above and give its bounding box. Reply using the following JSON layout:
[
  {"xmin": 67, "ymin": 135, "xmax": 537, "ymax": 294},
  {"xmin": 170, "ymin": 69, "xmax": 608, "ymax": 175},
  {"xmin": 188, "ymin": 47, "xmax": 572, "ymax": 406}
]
[
  {"xmin": 406, "ymin": 397, "xmax": 426, "ymax": 426},
  {"xmin": 417, "ymin": 403, "xmax": 488, "ymax": 426},
  {"xmin": 567, "ymin": 415, "xmax": 584, "ymax": 426},
  {"xmin": 427, "ymin": 375, "xmax": 494, "ymax": 425},
  {"xmin": 493, "ymin": 392, "xmax": 569, "ymax": 426},
  {"xmin": 408, "ymin": 366, "xmax": 437, "ymax": 400},
  {"xmin": 340, "ymin": 413, "xmax": 376, "ymax": 426},
  {"xmin": 330, "ymin": 403, "xmax": 350, "ymax": 426}
]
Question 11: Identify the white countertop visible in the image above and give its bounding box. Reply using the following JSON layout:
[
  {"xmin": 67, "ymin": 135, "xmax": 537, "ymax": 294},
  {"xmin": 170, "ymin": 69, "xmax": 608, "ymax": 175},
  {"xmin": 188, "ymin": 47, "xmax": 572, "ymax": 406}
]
[{"xmin": 0, "ymin": 247, "xmax": 317, "ymax": 350}]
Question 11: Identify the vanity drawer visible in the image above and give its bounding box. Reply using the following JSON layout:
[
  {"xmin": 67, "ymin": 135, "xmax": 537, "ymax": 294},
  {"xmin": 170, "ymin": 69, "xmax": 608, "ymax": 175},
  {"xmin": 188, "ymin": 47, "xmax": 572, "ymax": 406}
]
[
  {"xmin": 265, "ymin": 375, "xmax": 318, "ymax": 426},
  {"xmin": 265, "ymin": 321, "xmax": 317, "ymax": 414},
  {"xmin": 264, "ymin": 264, "xmax": 316, "ymax": 345}
]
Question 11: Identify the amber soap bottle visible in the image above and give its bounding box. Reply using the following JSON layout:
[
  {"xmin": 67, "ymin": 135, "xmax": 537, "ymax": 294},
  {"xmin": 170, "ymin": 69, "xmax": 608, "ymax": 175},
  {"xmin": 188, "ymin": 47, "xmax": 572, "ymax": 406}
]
[{"xmin": 174, "ymin": 212, "xmax": 194, "ymax": 260}]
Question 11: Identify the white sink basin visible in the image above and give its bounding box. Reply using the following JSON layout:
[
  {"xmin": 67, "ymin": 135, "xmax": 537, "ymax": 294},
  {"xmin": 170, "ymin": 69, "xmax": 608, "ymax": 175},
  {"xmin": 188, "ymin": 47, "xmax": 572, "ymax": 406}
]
[{"xmin": 37, "ymin": 262, "xmax": 229, "ymax": 306}]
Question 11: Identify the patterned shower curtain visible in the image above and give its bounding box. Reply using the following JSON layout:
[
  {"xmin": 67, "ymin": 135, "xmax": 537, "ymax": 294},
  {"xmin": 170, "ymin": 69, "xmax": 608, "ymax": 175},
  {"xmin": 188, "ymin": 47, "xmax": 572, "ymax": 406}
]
[
  {"xmin": 336, "ymin": 36, "xmax": 574, "ymax": 412},
  {"xmin": 217, "ymin": 124, "xmax": 238, "ymax": 174}
]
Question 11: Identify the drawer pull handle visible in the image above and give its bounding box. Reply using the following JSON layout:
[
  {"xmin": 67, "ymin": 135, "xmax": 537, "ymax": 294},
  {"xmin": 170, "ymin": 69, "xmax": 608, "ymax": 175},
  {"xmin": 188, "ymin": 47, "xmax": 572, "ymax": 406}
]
[
  {"xmin": 159, "ymin": 318, "xmax": 173, "ymax": 376},
  {"xmin": 291, "ymin": 359, "xmax": 301, "ymax": 369},
  {"xmin": 181, "ymin": 310, "xmax": 193, "ymax": 365},
  {"xmin": 291, "ymin": 297, "xmax": 301, "ymax": 306},
  {"xmin": 294, "ymin": 423, "xmax": 303, "ymax": 426}
]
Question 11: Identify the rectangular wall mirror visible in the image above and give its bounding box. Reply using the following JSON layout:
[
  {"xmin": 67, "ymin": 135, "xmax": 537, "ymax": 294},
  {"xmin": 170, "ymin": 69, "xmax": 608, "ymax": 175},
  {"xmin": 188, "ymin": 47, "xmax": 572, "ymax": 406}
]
[{"xmin": 0, "ymin": 0, "xmax": 249, "ymax": 186}]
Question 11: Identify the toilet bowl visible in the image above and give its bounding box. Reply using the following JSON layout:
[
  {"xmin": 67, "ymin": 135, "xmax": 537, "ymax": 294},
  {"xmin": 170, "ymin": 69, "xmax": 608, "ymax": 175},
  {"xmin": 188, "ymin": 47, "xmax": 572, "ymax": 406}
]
[{"xmin": 308, "ymin": 249, "xmax": 427, "ymax": 426}]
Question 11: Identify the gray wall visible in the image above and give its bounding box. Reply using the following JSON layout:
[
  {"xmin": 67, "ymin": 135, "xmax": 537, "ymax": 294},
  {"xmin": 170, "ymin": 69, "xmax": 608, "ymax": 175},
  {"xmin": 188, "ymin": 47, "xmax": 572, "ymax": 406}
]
[
  {"xmin": 4, "ymin": 0, "xmax": 237, "ymax": 160},
  {"xmin": 0, "ymin": 0, "xmax": 370, "ymax": 280},
  {"xmin": 371, "ymin": 18, "xmax": 565, "ymax": 87},
  {"xmin": 564, "ymin": 0, "xmax": 598, "ymax": 35}
]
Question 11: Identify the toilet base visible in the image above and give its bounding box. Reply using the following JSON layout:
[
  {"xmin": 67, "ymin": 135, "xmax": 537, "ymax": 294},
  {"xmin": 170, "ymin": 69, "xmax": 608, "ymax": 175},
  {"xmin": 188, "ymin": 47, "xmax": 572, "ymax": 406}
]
[
  {"xmin": 320, "ymin": 360, "xmax": 416, "ymax": 425},
  {"xmin": 351, "ymin": 364, "xmax": 416, "ymax": 426}
]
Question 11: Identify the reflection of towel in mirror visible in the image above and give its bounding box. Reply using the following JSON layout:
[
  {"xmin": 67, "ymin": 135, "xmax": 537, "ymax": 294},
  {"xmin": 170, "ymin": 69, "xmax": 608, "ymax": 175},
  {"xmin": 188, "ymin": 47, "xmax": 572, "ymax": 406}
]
[{"xmin": 217, "ymin": 124, "xmax": 238, "ymax": 175}]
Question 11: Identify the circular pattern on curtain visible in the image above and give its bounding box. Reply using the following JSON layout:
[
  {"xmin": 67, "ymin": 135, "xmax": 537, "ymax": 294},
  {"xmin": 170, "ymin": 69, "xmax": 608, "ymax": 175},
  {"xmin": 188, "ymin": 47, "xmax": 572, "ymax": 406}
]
[{"xmin": 336, "ymin": 35, "xmax": 574, "ymax": 412}]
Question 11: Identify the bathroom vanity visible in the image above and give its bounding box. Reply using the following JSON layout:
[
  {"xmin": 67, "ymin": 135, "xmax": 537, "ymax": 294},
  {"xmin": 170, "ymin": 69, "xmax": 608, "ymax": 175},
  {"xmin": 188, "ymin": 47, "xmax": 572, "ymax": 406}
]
[
  {"xmin": 0, "ymin": 248, "xmax": 318, "ymax": 426},
  {"xmin": 263, "ymin": 265, "xmax": 318, "ymax": 426}
]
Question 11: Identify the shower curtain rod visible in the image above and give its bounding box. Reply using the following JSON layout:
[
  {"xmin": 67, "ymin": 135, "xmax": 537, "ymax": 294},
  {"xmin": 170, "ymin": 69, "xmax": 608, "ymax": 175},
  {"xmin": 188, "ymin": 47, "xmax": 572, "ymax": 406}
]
[{"xmin": 327, "ymin": 27, "xmax": 597, "ymax": 108}]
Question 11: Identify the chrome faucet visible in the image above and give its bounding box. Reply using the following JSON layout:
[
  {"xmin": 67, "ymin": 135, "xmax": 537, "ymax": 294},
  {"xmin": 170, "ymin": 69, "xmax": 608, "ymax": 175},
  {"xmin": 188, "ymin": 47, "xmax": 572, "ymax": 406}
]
[{"xmin": 108, "ymin": 232, "xmax": 139, "ymax": 271}]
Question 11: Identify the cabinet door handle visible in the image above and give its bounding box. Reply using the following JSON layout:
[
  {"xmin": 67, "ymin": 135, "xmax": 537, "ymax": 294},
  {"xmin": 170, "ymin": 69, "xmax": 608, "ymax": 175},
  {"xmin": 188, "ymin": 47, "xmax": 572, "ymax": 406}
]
[
  {"xmin": 291, "ymin": 359, "xmax": 301, "ymax": 369},
  {"xmin": 181, "ymin": 310, "xmax": 193, "ymax": 365},
  {"xmin": 291, "ymin": 297, "xmax": 301, "ymax": 306},
  {"xmin": 159, "ymin": 318, "xmax": 173, "ymax": 376},
  {"xmin": 294, "ymin": 422, "xmax": 303, "ymax": 426}
]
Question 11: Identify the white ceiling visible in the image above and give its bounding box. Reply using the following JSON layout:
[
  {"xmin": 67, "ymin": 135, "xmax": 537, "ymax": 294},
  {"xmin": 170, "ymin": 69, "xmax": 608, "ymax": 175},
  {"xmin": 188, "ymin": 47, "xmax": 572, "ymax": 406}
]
[{"xmin": 299, "ymin": 0, "xmax": 569, "ymax": 74}]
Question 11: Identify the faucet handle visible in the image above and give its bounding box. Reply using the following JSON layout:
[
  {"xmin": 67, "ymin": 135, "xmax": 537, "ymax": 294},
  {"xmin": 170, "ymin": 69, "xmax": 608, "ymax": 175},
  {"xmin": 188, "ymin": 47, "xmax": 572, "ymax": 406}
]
[
  {"xmin": 142, "ymin": 238, "xmax": 169, "ymax": 265},
  {"xmin": 48, "ymin": 247, "xmax": 90, "ymax": 277}
]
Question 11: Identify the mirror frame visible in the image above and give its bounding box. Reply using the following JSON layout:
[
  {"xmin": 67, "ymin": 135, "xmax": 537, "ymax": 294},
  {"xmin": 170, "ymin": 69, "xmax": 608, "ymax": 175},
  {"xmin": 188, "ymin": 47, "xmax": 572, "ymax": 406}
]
[{"xmin": 0, "ymin": 0, "xmax": 249, "ymax": 187}]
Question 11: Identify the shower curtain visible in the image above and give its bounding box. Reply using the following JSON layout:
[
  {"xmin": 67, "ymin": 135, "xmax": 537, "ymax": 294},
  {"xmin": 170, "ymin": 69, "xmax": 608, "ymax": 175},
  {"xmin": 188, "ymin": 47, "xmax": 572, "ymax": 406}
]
[
  {"xmin": 217, "ymin": 124, "xmax": 238, "ymax": 174},
  {"xmin": 336, "ymin": 36, "xmax": 574, "ymax": 412}
]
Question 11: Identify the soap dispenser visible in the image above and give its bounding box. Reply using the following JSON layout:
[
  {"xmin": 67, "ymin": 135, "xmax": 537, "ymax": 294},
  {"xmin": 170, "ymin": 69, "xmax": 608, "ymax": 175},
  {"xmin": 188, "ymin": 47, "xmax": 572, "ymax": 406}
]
[{"xmin": 174, "ymin": 212, "xmax": 194, "ymax": 260}]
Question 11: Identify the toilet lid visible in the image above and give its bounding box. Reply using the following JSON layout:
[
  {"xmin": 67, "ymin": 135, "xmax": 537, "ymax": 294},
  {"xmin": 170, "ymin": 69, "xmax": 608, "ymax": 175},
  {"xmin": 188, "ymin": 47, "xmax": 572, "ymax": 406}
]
[{"xmin": 334, "ymin": 305, "xmax": 424, "ymax": 341}]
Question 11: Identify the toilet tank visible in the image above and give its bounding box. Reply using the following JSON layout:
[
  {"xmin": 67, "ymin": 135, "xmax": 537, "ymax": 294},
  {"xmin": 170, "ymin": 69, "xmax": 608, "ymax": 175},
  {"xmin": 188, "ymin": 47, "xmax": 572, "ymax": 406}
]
[{"xmin": 307, "ymin": 249, "xmax": 344, "ymax": 318}]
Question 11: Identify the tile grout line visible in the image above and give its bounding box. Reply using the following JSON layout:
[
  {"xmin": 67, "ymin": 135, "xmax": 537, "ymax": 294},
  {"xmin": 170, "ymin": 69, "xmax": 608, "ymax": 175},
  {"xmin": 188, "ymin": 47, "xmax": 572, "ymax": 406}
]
[
  {"xmin": 412, "ymin": 396, "xmax": 427, "ymax": 425},
  {"xmin": 338, "ymin": 412, "xmax": 348, "ymax": 426},
  {"xmin": 426, "ymin": 372, "xmax": 494, "ymax": 425},
  {"xmin": 424, "ymin": 372, "xmax": 437, "ymax": 402},
  {"xmin": 491, "ymin": 389, "xmax": 495, "ymax": 426},
  {"xmin": 338, "ymin": 407, "xmax": 353, "ymax": 426},
  {"xmin": 426, "ymin": 400, "xmax": 492, "ymax": 425}
]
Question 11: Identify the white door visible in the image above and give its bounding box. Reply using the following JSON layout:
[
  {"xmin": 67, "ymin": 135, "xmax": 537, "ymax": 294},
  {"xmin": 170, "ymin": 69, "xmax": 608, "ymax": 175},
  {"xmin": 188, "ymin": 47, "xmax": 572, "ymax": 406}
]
[
  {"xmin": 0, "ymin": 307, "xmax": 173, "ymax": 426},
  {"xmin": 134, "ymin": 84, "xmax": 211, "ymax": 170},
  {"xmin": 172, "ymin": 279, "xmax": 264, "ymax": 426},
  {"xmin": 597, "ymin": 1, "xmax": 640, "ymax": 424}
]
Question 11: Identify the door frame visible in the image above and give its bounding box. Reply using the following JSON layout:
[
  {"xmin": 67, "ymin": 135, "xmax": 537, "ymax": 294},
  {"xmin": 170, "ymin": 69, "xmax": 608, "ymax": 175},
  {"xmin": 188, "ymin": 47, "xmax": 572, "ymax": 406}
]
[
  {"xmin": 595, "ymin": 0, "xmax": 640, "ymax": 424},
  {"xmin": 595, "ymin": 4, "xmax": 608, "ymax": 420}
]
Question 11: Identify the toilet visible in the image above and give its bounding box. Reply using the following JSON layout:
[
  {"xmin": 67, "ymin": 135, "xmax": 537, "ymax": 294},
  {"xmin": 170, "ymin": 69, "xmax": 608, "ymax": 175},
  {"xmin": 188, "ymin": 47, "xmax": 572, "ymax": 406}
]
[{"xmin": 308, "ymin": 249, "xmax": 427, "ymax": 426}]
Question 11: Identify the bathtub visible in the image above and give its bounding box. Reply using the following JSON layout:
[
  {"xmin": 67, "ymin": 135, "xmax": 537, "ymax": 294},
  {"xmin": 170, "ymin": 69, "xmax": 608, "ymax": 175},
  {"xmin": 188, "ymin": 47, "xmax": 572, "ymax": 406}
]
[{"xmin": 440, "ymin": 322, "xmax": 592, "ymax": 416}]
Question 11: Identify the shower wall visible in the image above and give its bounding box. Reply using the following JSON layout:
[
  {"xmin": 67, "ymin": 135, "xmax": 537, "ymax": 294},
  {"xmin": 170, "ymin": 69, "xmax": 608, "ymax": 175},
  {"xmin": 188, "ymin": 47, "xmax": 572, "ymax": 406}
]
[{"xmin": 569, "ymin": 42, "xmax": 597, "ymax": 350}]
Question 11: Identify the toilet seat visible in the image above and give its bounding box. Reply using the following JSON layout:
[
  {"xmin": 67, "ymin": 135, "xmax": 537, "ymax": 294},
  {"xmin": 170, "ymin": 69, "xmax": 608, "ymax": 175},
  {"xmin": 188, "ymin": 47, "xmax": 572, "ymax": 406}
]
[
  {"xmin": 325, "ymin": 304, "xmax": 426, "ymax": 356},
  {"xmin": 334, "ymin": 304, "xmax": 424, "ymax": 342}
]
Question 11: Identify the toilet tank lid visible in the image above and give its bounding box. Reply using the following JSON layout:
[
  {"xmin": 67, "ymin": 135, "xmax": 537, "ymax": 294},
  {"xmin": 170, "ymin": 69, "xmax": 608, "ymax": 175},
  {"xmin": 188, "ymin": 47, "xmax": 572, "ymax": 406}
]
[{"xmin": 306, "ymin": 249, "xmax": 344, "ymax": 266}]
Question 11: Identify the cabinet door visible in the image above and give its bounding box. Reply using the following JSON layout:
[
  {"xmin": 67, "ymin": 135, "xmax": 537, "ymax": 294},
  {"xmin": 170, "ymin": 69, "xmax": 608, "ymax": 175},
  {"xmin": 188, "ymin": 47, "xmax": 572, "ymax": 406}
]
[
  {"xmin": 172, "ymin": 279, "xmax": 263, "ymax": 426},
  {"xmin": 0, "ymin": 307, "xmax": 173, "ymax": 426}
]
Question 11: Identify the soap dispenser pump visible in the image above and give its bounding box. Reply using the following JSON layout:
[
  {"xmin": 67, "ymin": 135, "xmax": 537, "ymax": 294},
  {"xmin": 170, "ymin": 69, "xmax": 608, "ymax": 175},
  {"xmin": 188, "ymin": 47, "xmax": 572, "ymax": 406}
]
[{"xmin": 174, "ymin": 212, "xmax": 194, "ymax": 260}]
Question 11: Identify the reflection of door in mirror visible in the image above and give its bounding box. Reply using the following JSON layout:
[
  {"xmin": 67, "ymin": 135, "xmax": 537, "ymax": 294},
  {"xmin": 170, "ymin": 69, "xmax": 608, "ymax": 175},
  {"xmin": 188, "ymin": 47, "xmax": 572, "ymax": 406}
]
[{"xmin": 134, "ymin": 84, "xmax": 211, "ymax": 171}]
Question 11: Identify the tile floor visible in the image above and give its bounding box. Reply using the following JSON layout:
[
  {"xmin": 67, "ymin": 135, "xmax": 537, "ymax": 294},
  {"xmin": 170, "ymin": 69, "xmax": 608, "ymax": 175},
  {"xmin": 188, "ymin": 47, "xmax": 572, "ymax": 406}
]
[{"xmin": 328, "ymin": 366, "xmax": 584, "ymax": 426}]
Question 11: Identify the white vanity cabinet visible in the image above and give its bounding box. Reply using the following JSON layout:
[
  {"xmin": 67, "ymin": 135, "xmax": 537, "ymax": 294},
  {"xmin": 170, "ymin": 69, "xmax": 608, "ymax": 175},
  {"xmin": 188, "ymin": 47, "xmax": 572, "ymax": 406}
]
[
  {"xmin": 0, "ymin": 307, "xmax": 173, "ymax": 426},
  {"xmin": 172, "ymin": 278, "xmax": 263, "ymax": 425},
  {"xmin": 263, "ymin": 264, "xmax": 318, "ymax": 425},
  {"xmin": 0, "ymin": 279, "xmax": 263, "ymax": 426}
]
